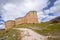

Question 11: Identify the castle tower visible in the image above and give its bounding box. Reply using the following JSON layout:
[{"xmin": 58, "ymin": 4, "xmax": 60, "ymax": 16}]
[
  {"xmin": 25, "ymin": 11, "xmax": 38, "ymax": 23},
  {"xmin": 5, "ymin": 11, "xmax": 38, "ymax": 29},
  {"xmin": 15, "ymin": 11, "xmax": 38, "ymax": 26},
  {"xmin": 0, "ymin": 13, "xmax": 5, "ymax": 29},
  {"xmin": 5, "ymin": 20, "xmax": 15, "ymax": 29}
]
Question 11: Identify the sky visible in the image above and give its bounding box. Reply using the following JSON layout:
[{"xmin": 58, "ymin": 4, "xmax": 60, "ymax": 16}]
[{"xmin": 0, "ymin": 0, "xmax": 60, "ymax": 23}]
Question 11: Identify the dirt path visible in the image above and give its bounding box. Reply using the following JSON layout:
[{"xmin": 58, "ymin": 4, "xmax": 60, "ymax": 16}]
[{"xmin": 13, "ymin": 28, "xmax": 47, "ymax": 40}]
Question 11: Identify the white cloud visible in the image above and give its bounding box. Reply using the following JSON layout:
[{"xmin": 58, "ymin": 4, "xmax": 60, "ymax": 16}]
[
  {"xmin": 49, "ymin": 0, "xmax": 60, "ymax": 16},
  {"xmin": 0, "ymin": 25, "xmax": 5, "ymax": 29},
  {"xmin": 39, "ymin": 0, "xmax": 60, "ymax": 22},
  {"xmin": 42, "ymin": 16, "xmax": 57, "ymax": 22},
  {"xmin": 37, "ymin": 11, "xmax": 48, "ymax": 18},
  {"xmin": 0, "ymin": 0, "xmax": 60, "ymax": 23},
  {"xmin": 2, "ymin": 0, "xmax": 60, "ymax": 22},
  {"xmin": 2, "ymin": 0, "xmax": 48, "ymax": 22}
]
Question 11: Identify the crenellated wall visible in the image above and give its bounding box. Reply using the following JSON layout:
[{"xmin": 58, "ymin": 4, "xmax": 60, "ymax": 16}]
[{"xmin": 5, "ymin": 11, "xmax": 38, "ymax": 29}]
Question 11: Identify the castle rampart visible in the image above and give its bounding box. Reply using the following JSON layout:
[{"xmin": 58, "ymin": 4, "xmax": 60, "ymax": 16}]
[{"xmin": 5, "ymin": 11, "xmax": 38, "ymax": 29}]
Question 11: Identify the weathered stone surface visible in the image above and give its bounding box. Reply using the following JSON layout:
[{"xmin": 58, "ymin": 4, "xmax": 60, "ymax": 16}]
[
  {"xmin": 5, "ymin": 11, "xmax": 38, "ymax": 29},
  {"xmin": 15, "ymin": 11, "xmax": 38, "ymax": 25},
  {"xmin": 5, "ymin": 20, "xmax": 15, "ymax": 29}
]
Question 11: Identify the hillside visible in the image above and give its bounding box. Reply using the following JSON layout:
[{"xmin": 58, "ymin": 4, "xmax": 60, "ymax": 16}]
[
  {"xmin": 0, "ymin": 29, "xmax": 21, "ymax": 40},
  {"xmin": 0, "ymin": 16, "xmax": 60, "ymax": 40},
  {"xmin": 0, "ymin": 22, "xmax": 60, "ymax": 40},
  {"xmin": 51, "ymin": 16, "xmax": 60, "ymax": 23},
  {"xmin": 52, "ymin": 16, "xmax": 60, "ymax": 21},
  {"xmin": 15, "ymin": 22, "xmax": 60, "ymax": 40}
]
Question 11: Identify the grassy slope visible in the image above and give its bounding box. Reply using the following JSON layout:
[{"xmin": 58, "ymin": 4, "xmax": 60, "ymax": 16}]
[
  {"xmin": 15, "ymin": 22, "xmax": 60, "ymax": 35},
  {"xmin": 0, "ymin": 22, "xmax": 60, "ymax": 40},
  {"xmin": 16, "ymin": 22, "xmax": 60, "ymax": 40},
  {"xmin": 0, "ymin": 29, "xmax": 21, "ymax": 40}
]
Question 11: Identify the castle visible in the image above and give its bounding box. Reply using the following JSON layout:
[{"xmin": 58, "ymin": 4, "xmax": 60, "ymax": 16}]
[{"xmin": 5, "ymin": 11, "xmax": 38, "ymax": 29}]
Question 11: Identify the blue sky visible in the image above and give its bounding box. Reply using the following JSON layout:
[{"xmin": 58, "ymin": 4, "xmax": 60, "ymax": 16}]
[
  {"xmin": 0, "ymin": 0, "xmax": 60, "ymax": 22},
  {"xmin": 43, "ymin": 0, "xmax": 57, "ymax": 10}
]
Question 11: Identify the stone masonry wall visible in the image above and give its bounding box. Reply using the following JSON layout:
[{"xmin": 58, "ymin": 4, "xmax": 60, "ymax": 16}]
[
  {"xmin": 5, "ymin": 20, "xmax": 15, "ymax": 29},
  {"xmin": 15, "ymin": 11, "xmax": 38, "ymax": 25},
  {"xmin": 5, "ymin": 11, "xmax": 38, "ymax": 29}
]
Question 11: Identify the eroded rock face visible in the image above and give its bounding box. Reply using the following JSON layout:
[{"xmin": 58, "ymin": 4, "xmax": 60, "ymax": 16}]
[{"xmin": 14, "ymin": 28, "xmax": 47, "ymax": 40}]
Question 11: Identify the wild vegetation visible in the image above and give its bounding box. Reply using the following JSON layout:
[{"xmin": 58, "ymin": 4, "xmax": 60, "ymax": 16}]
[
  {"xmin": 0, "ymin": 20, "xmax": 60, "ymax": 40},
  {"xmin": 0, "ymin": 29, "xmax": 21, "ymax": 40},
  {"xmin": 15, "ymin": 21, "xmax": 60, "ymax": 40}
]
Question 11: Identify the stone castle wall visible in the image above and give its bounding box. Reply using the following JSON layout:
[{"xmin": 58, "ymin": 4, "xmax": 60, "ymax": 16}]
[
  {"xmin": 5, "ymin": 11, "xmax": 38, "ymax": 29},
  {"xmin": 15, "ymin": 11, "xmax": 38, "ymax": 25},
  {"xmin": 25, "ymin": 11, "xmax": 38, "ymax": 23},
  {"xmin": 5, "ymin": 20, "xmax": 15, "ymax": 29}
]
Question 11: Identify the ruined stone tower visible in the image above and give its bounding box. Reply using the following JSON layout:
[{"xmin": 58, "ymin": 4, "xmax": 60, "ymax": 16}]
[
  {"xmin": 15, "ymin": 11, "xmax": 38, "ymax": 25},
  {"xmin": 25, "ymin": 11, "xmax": 38, "ymax": 23},
  {"xmin": 5, "ymin": 11, "xmax": 38, "ymax": 29},
  {"xmin": 5, "ymin": 20, "xmax": 15, "ymax": 29}
]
